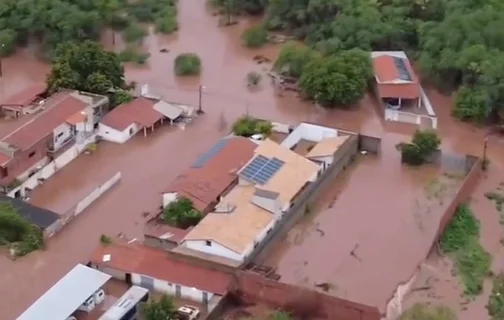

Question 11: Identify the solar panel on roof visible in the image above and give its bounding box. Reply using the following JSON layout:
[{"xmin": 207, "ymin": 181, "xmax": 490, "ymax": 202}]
[
  {"xmin": 392, "ymin": 57, "xmax": 412, "ymax": 81},
  {"xmin": 239, "ymin": 155, "xmax": 285, "ymax": 185},
  {"xmin": 191, "ymin": 139, "xmax": 229, "ymax": 168}
]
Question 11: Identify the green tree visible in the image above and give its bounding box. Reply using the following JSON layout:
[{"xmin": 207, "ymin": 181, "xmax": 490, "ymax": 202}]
[
  {"xmin": 47, "ymin": 40, "xmax": 126, "ymax": 94},
  {"xmin": 242, "ymin": 25, "xmax": 268, "ymax": 48},
  {"xmin": 174, "ymin": 53, "xmax": 201, "ymax": 76},
  {"xmin": 0, "ymin": 29, "xmax": 17, "ymax": 57},
  {"xmin": 163, "ymin": 197, "xmax": 202, "ymax": 229},
  {"xmin": 122, "ymin": 22, "xmax": 147, "ymax": 43},
  {"xmin": 299, "ymin": 49, "xmax": 372, "ymax": 106},
  {"xmin": 140, "ymin": 295, "xmax": 176, "ymax": 320},
  {"xmin": 110, "ymin": 89, "xmax": 133, "ymax": 108},
  {"xmin": 0, "ymin": 202, "xmax": 44, "ymax": 257},
  {"xmin": 453, "ymin": 86, "xmax": 491, "ymax": 122},
  {"xmin": 274, "ymin": 43, "xmax": 319, "ymax": 77},
  {"xmin": 232, "ymin": 116, "xmax": 272, "ymax": 137},
  {"xmin": 397, "ymin": 129, "xmax": 441, "ymax": 166}
]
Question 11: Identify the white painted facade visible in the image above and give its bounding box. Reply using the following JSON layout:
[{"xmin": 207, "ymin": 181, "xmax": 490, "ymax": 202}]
[
  {"xmin": 98, "ymin": 122, "xmax": 139, "ymax": 144},
  {"xmin": 132, "ymin": 272, "xmax": 213, "ymax": 303},
  {"xmin": 162, "ymin": 192, "xmax": 178, "ymax": 207},
  {"xmin": 8, "ymin": 134, "xmax": 97, "ymax": 198},
  {"xmin": 281, "ymin": 123, "xmax": 338, "ymax": 150},
  {"xmin": 307, "ymin": 155, "xmax": 334, "ymax": 171},
  {"xmin": 53, "ymin": 122, "xmax": 74, "ymax": 150},
  {"xmin": 181, "ymin": 217, "xmax": 275, "ymax": 263}
]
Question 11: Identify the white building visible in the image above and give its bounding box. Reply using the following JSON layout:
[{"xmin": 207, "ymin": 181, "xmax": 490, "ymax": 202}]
[
  {"xmin": 98, "ymin": 97, "xmax": 187, "ymax": 144},
  {"xmin": 89, "ymin": 242, "xmax": 232, "ymax": 305}
]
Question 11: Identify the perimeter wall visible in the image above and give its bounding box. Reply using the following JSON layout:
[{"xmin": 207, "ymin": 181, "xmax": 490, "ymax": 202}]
[{"xmin": 231, "ymin": 271, "xmax": 381, "ymax": 320}]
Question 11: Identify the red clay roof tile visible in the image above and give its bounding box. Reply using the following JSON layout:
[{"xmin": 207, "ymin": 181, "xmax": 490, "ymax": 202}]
[
  {"xmin": 89, "ymin": 242, "xmax": 232, "ymax": 295},
  {"xmin": 373, "ymin": 55, "xmax": 420, "ymax": 99},
  {"xmin": 100, "ymin": 97, "xmax": 162, "ymax": 131},
  {"xmin": 165, "ymin": 137, "xmax": 257, "ymax": 212},
  {"xmin": 2, "ymin": 91, "xmax": 88, "ymax": 150},
  {"xmin": 1, "ymin": 84, "xmax": 46, "ymax": 107}
]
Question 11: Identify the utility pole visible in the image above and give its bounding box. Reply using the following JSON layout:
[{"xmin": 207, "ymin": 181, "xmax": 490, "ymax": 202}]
[
  {"xmin": 226, "ymin": 0, "xmax": 231, "ymax": 26},
  {"xmin": 0, "ymin": 44, "xmax": 4, "ymax": 78},
  {"xmin": 482, "ymin": 136, "xmax": 489, "ymax": 170},
  {"xmin": 197, "ymin": 85, "xmax": 205, "ymax": 114}
]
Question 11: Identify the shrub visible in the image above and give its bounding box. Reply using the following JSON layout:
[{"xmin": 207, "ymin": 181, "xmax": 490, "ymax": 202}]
[
  {"xmin": 122, "ymin": 22, "xmax": 147, "ymax": 43},
  {"xmin": 246, "ymin": 71, "xmax": 262, "ymax": 87},
  {"xmin": 174, "ymin": 53, "xmax": 201, "ymax": 76},
  {"xmin": 242, "ymin": 25, "xmax": 268, "ymax": 48},
  {"xmin": 274, "ymin": 43, "xmax": 320, "ymax": 77},
  {"xmin": 488, "ymin": 274, "xmax": 504, "ymax": 320},
  {"xmin": 162, "ymin": 197, "xmax": 202, "ymax": 229},
  {"xmin": 119, "ymin": 47, "xmax": 150, "ymax": 64},
  {"xmin": 399, "ymin": 303, "xmax": 456, "ymax": 320},
  {"xmin": 155, "ymin": 7, "xmax": 178, "ymax": 34},
  {"xmin": 397, "ymin": 129, "xmax": 441, "ymax": 166},
  {"xmin": 100, "ymin": 234, "xmax": 112, "ymax": 245},
  {"xmin": 439, "ymin": 204, "xmax": 491, "ymax": 296},
  {"xmin": 232, "ymin": 116, "xmax": 273, "ymax": 137}
]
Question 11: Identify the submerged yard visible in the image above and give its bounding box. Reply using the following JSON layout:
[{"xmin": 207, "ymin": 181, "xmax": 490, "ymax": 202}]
[{"xmin": 258, "ymin": 148, "xmax": 468, "ymax": 312}]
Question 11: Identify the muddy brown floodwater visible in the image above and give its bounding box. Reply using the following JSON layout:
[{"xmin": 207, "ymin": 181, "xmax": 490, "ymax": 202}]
[{"xmin": 1, "ymin": 0, "xmax": 504, "ymax": 319}]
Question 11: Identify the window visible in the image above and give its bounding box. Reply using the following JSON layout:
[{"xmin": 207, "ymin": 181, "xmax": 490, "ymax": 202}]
[
  {"xmin": 28, "ymin": 151, "xmax": 36, "ymax": 158},
  {"xmin": 129, "ymin": 127, "xmax": 134, "ymax": 135},
  {"xmin": 57, "ymin": 132, "xmax": 64, "ymax": 138},
  {"xmin": 205, "ymin": 240, "xmax": 212, "ymax": 246}
]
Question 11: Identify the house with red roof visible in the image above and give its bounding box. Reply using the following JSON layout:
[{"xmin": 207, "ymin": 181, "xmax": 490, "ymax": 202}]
[
  {"xmin": 0, "ymin": 84, "xmax": 48, "ymax": 117},
  {"xmin": 0, "ymin": 89, "xmax": 108, "ymax": 196},
  {"xmin": 371, "ymin": 51, "xmax": 421, "ymax": 110},
  {"xmin": 88, "ymin": 241, "xmax": 233, "ymax": 305},
  {"xmin": 98, "ymin": 97, "xmax": 190, "ymax": 143}
]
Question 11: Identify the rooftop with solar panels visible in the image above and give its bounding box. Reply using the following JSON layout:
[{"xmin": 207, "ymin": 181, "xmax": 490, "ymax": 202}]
[
  {"xmin": 178, "ymin": 122, "xmax": 356, "ymax": 263},
  {"xmin": 371, "ymin": 51, "xmax": 438, "ymax": 129}
]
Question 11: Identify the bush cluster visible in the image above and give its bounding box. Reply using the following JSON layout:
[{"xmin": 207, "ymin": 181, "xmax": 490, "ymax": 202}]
[
  {"xmin": 174, "ymin": 53, "xmax": 201, "ymax": 76},
  {"xmin": 232, "ymin": 116, "xmax": 273, "ymax": 137},
  {"xmin": 397, "ymin": 129, "xmax": 441, "ymax": 166}
]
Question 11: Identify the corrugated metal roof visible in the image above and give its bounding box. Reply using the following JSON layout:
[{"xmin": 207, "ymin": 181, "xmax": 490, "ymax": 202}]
[{"xmin": 17, "ymin": 264, "xmax": 111, "ymax": 320}]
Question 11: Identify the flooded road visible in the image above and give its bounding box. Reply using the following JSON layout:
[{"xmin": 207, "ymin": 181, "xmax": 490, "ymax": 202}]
[{"xmin": 0, "ymin": 0, "xmax": 504, "ymax": 319}]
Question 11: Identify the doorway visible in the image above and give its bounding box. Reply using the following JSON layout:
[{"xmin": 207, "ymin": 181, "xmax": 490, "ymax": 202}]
[{"xmin": 125, "ymin": 273, "xmax": 132, "ymax": 286}]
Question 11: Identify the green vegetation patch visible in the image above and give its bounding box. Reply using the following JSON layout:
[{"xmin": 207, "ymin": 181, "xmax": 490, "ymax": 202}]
[
  {"xmin": 242, "ymin": 25, "xmax": 268, "ymax": 48},
  {"xmin": 232, "ymin": 116, "xmax": 273, "ymax": 137},
  {"xmin": 399, "ymin": 303, "xmax": 456, "ymax": 320},
  {"xmin": 440, "ymin": 204, "xmax": 491, "ymax": 296},
  {"xmin": 162, "ymin": 197, "xmax": 202, "ymax": 229},
  {"xmin": 0, "ymin": 202, "xmax": 44, "ymax": 257},
  {"xmin": 174, "ymin": 53, "xmax": 202, "ymax": 76},
  {"xmin": 488, "ymin": 274, "xmax": 504, "ymax": 320},
  {"xmin": 397, "ymin": 129, "xmax": 441, "ymax": 166}
]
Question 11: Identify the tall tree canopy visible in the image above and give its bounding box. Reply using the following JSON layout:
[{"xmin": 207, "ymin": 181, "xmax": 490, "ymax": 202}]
[
  {"xmin": 47, "ymin": 40, "xmax": 125, "ymax": 95},
  {"xmin": 221, "ymin": 0, "xmax": 504, "ymax": 121}
]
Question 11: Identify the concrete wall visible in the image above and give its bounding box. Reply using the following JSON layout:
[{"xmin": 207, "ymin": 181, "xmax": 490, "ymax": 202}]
[
  {"xmin": 281, "ymin": 123, "xmax": 338, "ymax": 149},
  {"xmin": 232, "ymin": 271, "xmax": 381, "ymax": 320},
  {"xmin": 53, "ymin": 122, "xmax": 73, "ymax": 150},
  {"xmin": 183, "ymin": 239, "xmax": 245, "ymax": 262},
  {"xmin": 46, "ymin": 172, "xmax": 121, "ymax": 237},
  {"xmin": 7, "ymin": 134, "xmax": 97, "ymax": 198},
  {"xmin": 98, "ymin": 123, "xmax": 139, "ymax": 144},
  {"xmin": 247, "ymin": 134, "xmax": 361, "ymax": 264}
]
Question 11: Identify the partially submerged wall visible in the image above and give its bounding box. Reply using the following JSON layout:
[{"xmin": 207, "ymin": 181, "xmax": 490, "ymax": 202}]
[
  {"xmin": 45, "ymin": 172, "xmax": 121, "ymax": 237},
  {"xmin": 232, "ymin": 271, "xmax": 381, "ymax": 320}
]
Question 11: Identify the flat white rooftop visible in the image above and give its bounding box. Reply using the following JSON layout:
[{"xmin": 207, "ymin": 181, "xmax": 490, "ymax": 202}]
[{"xmin": 17, "ymin": 264, "xmax": 111, "ymax": 320}]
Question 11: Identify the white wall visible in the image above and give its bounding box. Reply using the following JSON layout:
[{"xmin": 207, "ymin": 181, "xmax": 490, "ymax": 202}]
[
  {"xmin": 82, "ymin": 107, "xmax": 95, "ymax": 131},
  {"xmin": 181, "ymin": 239, "xmax": 245, "ymax": 262},
  {"xmin": 251, "ymin": 193, "xmax": 280, "ymax": 215},
  {"xmin": 53, "ymin": 122, "xmax": 73, "ymax": 150},
  {"xmin": 162, "ymin": 192, "xmax": 178, "ymax": 207},
  {"xmin": 98, "ymin": 123, "xmax": 139, "ymax": 144},
  {"xmin": 308, "ymin": 155, "xmax": 333, "ymax": 169},
  {"xmin": 131, "ymin": 273, "xmax": 214, "ymax": 303},
  {"xmin": 281, "ymin": 123, "xmax": 338, "ymax": 149},
  {"xmin": 8, "ymin": 134, "xmax": 97, "ymax": 198}
]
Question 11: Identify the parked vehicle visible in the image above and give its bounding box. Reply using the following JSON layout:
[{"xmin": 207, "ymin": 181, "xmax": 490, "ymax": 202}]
[
  {"xmin": 174, "ymin": 305, "xmax": 200, "ymax": 320},
  {"xmin": 77, "ymin": 296, "xmax": 96, "ymax": 312}
]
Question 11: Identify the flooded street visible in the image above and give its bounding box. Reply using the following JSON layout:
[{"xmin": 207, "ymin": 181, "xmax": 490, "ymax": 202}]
[{"xmin": 1, "ymin": 0, "xmax": 504, "ymax": 319}]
